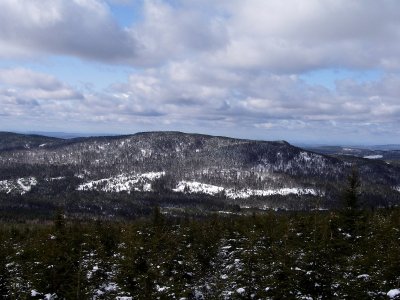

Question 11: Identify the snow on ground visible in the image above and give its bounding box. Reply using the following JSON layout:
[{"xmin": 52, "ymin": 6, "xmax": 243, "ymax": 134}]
[
  {"xmin": 174, "ymin": 181, "xmax": 224, "ymax": 195},
  {"xmin": 48, "ymin": 176, "xmax": 65, "ymax": 181},
  {"xmin": 0, "ymin": 177, "xmax": 37, "ymax": 194},
  {"xmin": 363, "ymin": 155, "xmax": 383, "ymax": 159},
  {"xmin": 394, "ymin": 186, "xmax": 400, "ymax": 193},
  {"xmin": 357, "ymin": 274, "xmax": 370, "ymax": 280},
  {"xmin": 1, "ymin": 173, "xmax": 321, "ymax": 199},
  {"xmin": 141, "ymin": 172, "xmax": 166, "ymax": 180},
  {"xmin": 174, "ymin": 181, "xmax": 319, "ymax": 199},
  {"xmin": 298, "ymin": 151, "xmax": 312, "ymax": 162},
  {"xmin": 387, "ymin": 289, "xmax": 400, "ymax": 299},
  {"xmin": 226, "ymin": 187, "xmax": 318, "ymax": 198},
  {"xmin": 0, "ymin": 180, "xmax": 13, "ymax": 194},
  {"xmin": 77, "ymin": 172, "xmax": 165, "ymax": 193}
]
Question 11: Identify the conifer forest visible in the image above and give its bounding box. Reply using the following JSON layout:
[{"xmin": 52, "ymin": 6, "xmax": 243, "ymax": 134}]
[{"xmin": 1, "ymin": 204, "xmax": 400, "ymax": 299}]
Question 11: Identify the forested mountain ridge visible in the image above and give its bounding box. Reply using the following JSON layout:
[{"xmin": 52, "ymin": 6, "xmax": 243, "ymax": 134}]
[
  {"xmin": 0, "ymin": 131, "xmax": 399, "ymax": 213},
  {"xmin": 0, "ymin": 132, "xmax": 62, "ymax": 152}
]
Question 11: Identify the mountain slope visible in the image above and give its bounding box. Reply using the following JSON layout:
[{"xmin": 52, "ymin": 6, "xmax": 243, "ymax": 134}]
[
  {"xmin": 0, "ymin": 132, "xmax": 63, "ymax": 152},
  {"xmin": 0, "ymin": 131, "xmax": 399, "ymax": 210}
]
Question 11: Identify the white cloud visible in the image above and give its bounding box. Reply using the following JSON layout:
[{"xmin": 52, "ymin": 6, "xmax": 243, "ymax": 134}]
[
  {"xmin": 0, "ymin": 68, "xmax": 83, "ymax": 110},
  {"xmin": 95, "ymin": 62, "xmax": 400, "ymax": 130},
  {"xmin": 1, "ymin": 0, "xmax": 400, "ymax": 143},
  {"xmin": 0, "ymin": 68, "xmax": 64, "ymax": 90},
  {"xmin": 208, "ymin": 0, "xmax": 400, "ymax": 72},
  {"xmin": 2, "ymin": 0, "xmax": 400, "ymax": 71},
  {"xmin": 0, "ymin": 0, "xmax": 137, "ymax": 63}
]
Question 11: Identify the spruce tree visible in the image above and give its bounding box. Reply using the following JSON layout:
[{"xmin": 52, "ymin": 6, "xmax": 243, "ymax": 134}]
[{"xmin": 343, "ymin": 167, "xmax": 361, "ymax": 211}]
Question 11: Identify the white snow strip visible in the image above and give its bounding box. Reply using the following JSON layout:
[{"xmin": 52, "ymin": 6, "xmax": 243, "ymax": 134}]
[
  {"xmin": 226, "ymin": 187, "xmax": 318, "ymax": 199},
  {"xmin": 77, "ymin": 176, "xmax": 320, "ymax": 198},
  {"xmin": 49, "ymin": 176, "xmax": 65, "ymax": 181},
  {"xmin": 363, "ymin": 155, "xmax": 383, "ymax": 159},
  {"xmin": 174, "ymin": 181, "xmax": 319, "ymax": 199},
  {"xmin": 173, "ymin": 181, "xmax": 224, "ymax": 195},
  {"xmin": 141, "ymin": 172, "xmax": 166, "ymax": 180},
  {"xmin": 77, "ymin": 172, "xmax": 165, "ymax": 193}
]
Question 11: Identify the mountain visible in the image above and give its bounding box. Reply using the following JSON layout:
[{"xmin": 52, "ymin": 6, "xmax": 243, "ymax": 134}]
[
  {"xmin": 305, "ymin": 145, "xmax": 400, "ymax": 161},
  {"xmin": 0, "ymin": 132, "xmax": 62, "ymax": 152},
  {"xmin": 0, "ymin": 131, "xmax": 399, "ymax": 218}
]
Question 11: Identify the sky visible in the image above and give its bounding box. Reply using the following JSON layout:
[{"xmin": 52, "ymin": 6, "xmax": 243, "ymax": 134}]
[{"xmin": 1, "ymin": 0, "xmax": 400, "ymax": 145}]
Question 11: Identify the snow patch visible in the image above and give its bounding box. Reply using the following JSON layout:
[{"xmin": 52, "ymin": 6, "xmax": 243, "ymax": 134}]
[
  {"xmin": 0, "ymin": 177, "xmax": 37, "ymax": 194},
  {"xmin": 49, "ymin": 176, "xmax": 65, "ymax": 181},
  {"xmin": 363, "ymin": 155, "xmax": 383, "ymax": 159},
  {"xmin": 17, "ymin": 177, "xmax": 37, "ymax": 192},
  {"xmin": 299, "ymin": 152, "xmax": 312, "ymax": 162},
  {"xmin": 174, "ymin": 180, "xmax": 319, "ymax": 199},
  {"xmin": 104, "ymin": 282, "xmax": 118, "ymax": 291},
  {"xmin": 173, "ymin": 181, "xmax": 224, "ymax": 195},
  {"xmin": 140, "ymin": 149, "xmax": 152, "ymax": 157},
  {"xmin": 156, "ymin": 285, "xmax": 170, "ymax": 292},
  {"xmin": 357, "ymin": 274, "xmax": 370, "ymax": 280},
  {"xmin": 77, "ymin": 172, "xmax": 165, "ymax": 193},
  {"xmin": 387, "ymin": 289, "xmax": 400, "ymax": 299}
]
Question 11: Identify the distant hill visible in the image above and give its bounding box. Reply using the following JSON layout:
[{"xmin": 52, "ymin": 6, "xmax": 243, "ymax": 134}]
[
  {"xmin": 305, "ymin": 145, "xmax": 400, "ymax": 161},
  {"xmin": 0, "ymin": 131, "xmax": 399, "ymax": 214},
  {"xmin": 0, "ymin": 132, "xmax": 63, "ymax": 152}
]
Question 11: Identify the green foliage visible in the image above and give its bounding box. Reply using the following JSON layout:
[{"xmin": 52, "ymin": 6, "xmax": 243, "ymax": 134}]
[{"xmin": 0, "ymin": 208, "xmax": 400, "ymax": 299}]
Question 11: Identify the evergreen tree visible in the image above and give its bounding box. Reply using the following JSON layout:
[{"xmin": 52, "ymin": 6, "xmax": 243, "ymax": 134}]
[{"xmin": 343, "ymin": 167, "xmax": 361, "ymax": 211}]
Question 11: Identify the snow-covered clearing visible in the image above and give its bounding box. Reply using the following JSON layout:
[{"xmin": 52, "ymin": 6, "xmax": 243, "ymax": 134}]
[
  {"xmin": 363, "ymin": 155, "xmax": 383, "ymax": 159},
  {"xmin": 174, "ymin": 180, "xmax": 319, "ymax": 199},
  {"xmin": 77, "ymin": 172, "xmax": 165, "ymax": 193},
  {"xmin": 0, "ymin": 177, "xmax": 37, "ymax": 194}
]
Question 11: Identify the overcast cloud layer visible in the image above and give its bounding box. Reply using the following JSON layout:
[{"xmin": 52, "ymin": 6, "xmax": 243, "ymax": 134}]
[{"xmin": 1, "ymin": 0, "xmax": 400, "ymax": 144}]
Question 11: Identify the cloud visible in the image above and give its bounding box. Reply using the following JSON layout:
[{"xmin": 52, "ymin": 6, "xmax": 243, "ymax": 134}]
[
  {"xmin": 0, "ymin": 0, "xmax": 137, "ymax": 63},
  {"xmin": 0, "ymin": 68, "xmax": 83, "ymax": 106},
  {"xmin": 1, "ymin": 0, "xmax": 400, "ymax": 143},
  {"xmin": 0, "ymin": 0, "xmax": 227, "ymax": 66},
  {"xmin": 1, "ymin": 64, "xmax": 399, "ymax": 143},
  {"xmin": 101, "ymin": 62, "xmax": 400, "ymax": 129},
  {"xmin": 128, "ymin": 0, "xmax": 228, "ymax": 66},
  {"xmin": 0, "ymin": 68, "xmax": 66, "ymax": 90},
  {"xmin": 208, "ymin": 0, "xmax": 400, "ymax": 72},
  {"xmin": 2, "ymin": 0, "xmax": 400, "ymax": 72}
]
